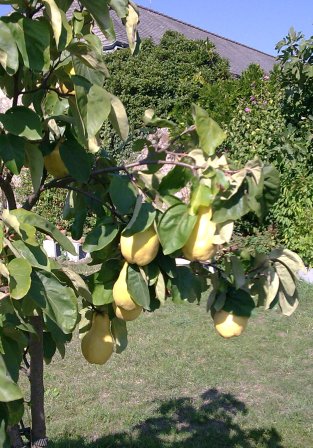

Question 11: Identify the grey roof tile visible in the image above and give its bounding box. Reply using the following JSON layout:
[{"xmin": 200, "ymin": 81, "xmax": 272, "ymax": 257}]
[{"xmin": 67, "ymin": 3, "xmax": 275, "ymax": 75}]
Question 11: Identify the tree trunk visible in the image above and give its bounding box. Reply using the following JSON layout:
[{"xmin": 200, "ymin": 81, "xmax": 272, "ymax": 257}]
[{"xmin": 29, "ymin": 315, "xmax": 48, "ymax": 447}]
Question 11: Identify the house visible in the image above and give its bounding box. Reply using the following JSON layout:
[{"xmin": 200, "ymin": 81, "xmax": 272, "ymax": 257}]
[{"xmin": 68, "ymin": 3, "xmax": 275, "ymax": 76}]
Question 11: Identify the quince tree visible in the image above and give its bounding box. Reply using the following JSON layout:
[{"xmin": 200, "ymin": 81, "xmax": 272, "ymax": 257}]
[{"xmin": 0, "ymin": 1, "xmax": 305, "ymax": 447}]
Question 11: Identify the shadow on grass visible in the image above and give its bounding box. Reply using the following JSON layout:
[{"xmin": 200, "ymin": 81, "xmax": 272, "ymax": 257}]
[{"xmin": 50, "ymin": 388, "xmax": 283, "ymax": 448}]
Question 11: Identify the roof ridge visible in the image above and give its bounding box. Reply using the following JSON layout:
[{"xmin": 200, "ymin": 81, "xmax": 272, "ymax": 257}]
[{"xmin": 137, "ymin": 4, "xmax": 275, "ymax": 59}]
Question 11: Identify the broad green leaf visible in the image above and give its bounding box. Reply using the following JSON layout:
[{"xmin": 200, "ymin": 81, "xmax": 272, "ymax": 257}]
[
  {"xmin": 159, "ymin": 165, "xmax": 193, "ymax": 196},
  {"xmin": 43, "ymin": 0, "xmax": 62, "ymax": 46},
  {"xmin": 278, "ymin": 288, "xmax": 298, "ymax": 316},
  {"xmin": 192, "ymin": 104, "xmax": 226, "ymax": 156},
  {"xmin": 189, "ymin": 183, "xmax": 214, "ymax": 214},
  {"xmin": 157, "ymin": 252, "xmax": 177, "ymax": 278},
  {"xmin": 124, "ymin": 2, "xmax": 140, "ymax": 54},
  {"xmin": 8, "ymin": 258, "xmax": 32, "ymax": 300},
  {"xmin": 0, "ymin": 107, "xmax": 43, "ymax": 141},
  {"xmin": 43, "ymin": 332, "xmax": 57, "ymax": 363},
  {"xmin": 11, "ymin": 240, "xmax": 50, "ymax": 271},
  {"xmin": 222, "ymin": 287, "xmax": 255, "ymax": 317},
  {"xmin": 83, "ymin": 219, "xmax": 119, "ymax": 253},
  {"xmin": 0, "ymin": 20, "xmax": 18, "ymax": 75},
  {"xmin": 0, "ymin": 357, "xmax": 23, "ymax": 402},
  {"xmin": 108, "ymin": 93, "xmax": 129, "ymax": 141},
  {"xmin": 89, "ymin": 260, "xmax": 120, "ymax": 306},
  {"xmin": 1, "ymin": 335, "xmax": 22, "ymax": 383},
  {"xmin": 109, "ymin": 0, "xmax": 128, "ymax": 17},
  {"xmin": 4, "ymin": 16, "xmax": 50, "ymax": 72},
  {"xmin": 111, "ymin": 317, "xmax": 128, "ymax": 354},
  {"xmin": 213, "ymin": 187, "xmax": 250, "ymax": 223},
  {"xmin": 25, "ymin": 143, "xmax": 44, "ymax": 192},
  {"xmin": 6, "ymin": 399, "xmax": 24, "ymax": 426},
  {"xmin": 0, "ymin": 134, "xmax": 25, "ymax": 174},
  {"xmin": 123, "ymin": 201, "xmax": 156, "ymax": 237},
  {"xmin": 109, "ymin": 175, "xmax": 137, "ymax": 215},
  {"xmin": 68, "ymin": 41, "xmax": 108, "ymax": 72},
  {"xmin": 62, "ymin": 267, "xmax": 92, "ymax": 303},
  {"xmin": 80, "ymin": 0, "xmax": 115, "ymax": 41},
  {"xmin": 127, "ymin": 264, "xmax": 150, "ymax": 309},
  {"xmin": 28, "ymin": 271, "xmax": 78, "ymax": 334},
  {"xmin": 274, "ymin": 261, "xmax": 296, "ymax": 297},
  {"xmin": 171, "ymin": 266, "xmax": 201, "ymax": 303},
  {"xmin": 59, "ymin": 136, "xmax": 92, "ymax": 182},
  {"xmin": 155, "ymin": 272, "xmax": 166, "ymax": 304},
  {"xmin": 158, "ymin": 203, "xmax": 197, "ymax": 255},
  {"xmin": 2, "ymin": 209, "xmax": 37, "ymax": 245},
  {"xmin": 259, "ymin": 165, "xmax": 280, "ymax": 219},
  {"xmin": 72, "ymin": 55, "xmax": 106, "ymax": 87},
  {"xmin": 270, "ymin": 248, "xmax": 305, "ymax": 275},
  {"xmin": 264, "ymin": 267, "xmax": 280, "ymax": 309},
  {"xmin": 44, "ymin": 316, "xmax": 72, "ymax": 358},
  {"xmin": 230, "ymin": 256, "xmax": 246, "ymax": 289},
  {"xmin": 10, "ymin": 209, "xmax": 76, "ymax": 255}
]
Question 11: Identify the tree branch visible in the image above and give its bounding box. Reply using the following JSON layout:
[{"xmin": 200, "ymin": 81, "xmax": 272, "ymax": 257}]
[{"xmin": 0, "ymin": 175, "xmax": 17, "ymax": 210}]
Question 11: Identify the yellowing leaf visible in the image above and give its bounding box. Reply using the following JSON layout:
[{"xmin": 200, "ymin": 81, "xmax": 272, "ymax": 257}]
[{"xmin": 43, "ymin": 0, "xmax": 62, "ymax": 47}]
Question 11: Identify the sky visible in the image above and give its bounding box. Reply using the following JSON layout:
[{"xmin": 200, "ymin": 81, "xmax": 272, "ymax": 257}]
[{"xmin": 0, "ymin": 1, "xmax": 312, "ymax": 56}]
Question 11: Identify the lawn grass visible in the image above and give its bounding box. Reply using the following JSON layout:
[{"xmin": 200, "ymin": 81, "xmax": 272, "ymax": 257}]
[{"xmin": 31, "ymin": 281, "xmax": 312, "ymax": 447}]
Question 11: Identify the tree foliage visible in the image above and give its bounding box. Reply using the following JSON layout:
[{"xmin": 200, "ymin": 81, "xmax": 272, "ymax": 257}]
[{"xmin": 0, "ymin": 2, "xmax": 306, "ymax": 446}]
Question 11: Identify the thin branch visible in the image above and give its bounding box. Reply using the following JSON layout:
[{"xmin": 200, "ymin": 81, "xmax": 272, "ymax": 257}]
[{"xmin": 0, "ymin": 175, "xmax": 17, "ymax": 210}]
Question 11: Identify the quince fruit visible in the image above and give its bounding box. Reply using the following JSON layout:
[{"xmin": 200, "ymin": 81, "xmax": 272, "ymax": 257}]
[
  {"xmin": 44, "ymin": 142, "xmax": 69, "ymax": 178},
  {"xmin": 120, "ymin": 225, "xmax": 159, "ymax": 266},
  {"xmin": 183, "ymin": 206, "xmax": 217, "ymax": 261},
  {"xmin": 213, "ymin": 310, "xmax": 248, "ymax": 338},
  {"xmin": 81, "ymin": 313, "xmax": 114, "ymax": 364},
  {"xmin": 113, "ymin": 302, "xmax": 142, "ymax": 321}
]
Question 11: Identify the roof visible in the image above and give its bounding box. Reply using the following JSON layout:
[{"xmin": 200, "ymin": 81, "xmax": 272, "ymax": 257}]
[{"xmin": 69, "ymin": 3, "xmax": 275, "ymax": 76}]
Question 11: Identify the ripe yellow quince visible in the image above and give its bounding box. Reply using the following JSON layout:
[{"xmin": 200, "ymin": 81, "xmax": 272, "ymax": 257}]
[
  {"xmin": 213, "ymin": 310, "xmax": 248, "ymax": 339},
  {"xmin": 120, "ymin": 225, "xmax": 159, "ymax": 266},
  {"xmin": 113, "ymin": 262, "xmax": 139, "ymax": 311},
  {"xmin": 113, "ymin": 302, "xmax": 142, "ymax": 321},
  {"xmin": 182, "ymin": 206, "xmax": 217, "ymax": 261},
  {"xmin": 59, "ymin": 67, "xmax": 75, "ymax": 95},
  {"xmin": 81, "ymin": 313, "xmax": 114, "ymax": 365},
  {"xmin": 44, "ymin": 142, "xmax": 69, "ymax": 178}
]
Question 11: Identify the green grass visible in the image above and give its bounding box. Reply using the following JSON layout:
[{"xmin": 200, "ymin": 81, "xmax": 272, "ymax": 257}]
[{"xmin": 31, "ymin": 282, "xmax": 313, "ymax": 447}]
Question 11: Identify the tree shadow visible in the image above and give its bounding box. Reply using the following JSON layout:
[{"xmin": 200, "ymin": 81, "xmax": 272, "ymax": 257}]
[{"xmin": 50, "ymin": 388, "xmax": 283, "ymax": 448}]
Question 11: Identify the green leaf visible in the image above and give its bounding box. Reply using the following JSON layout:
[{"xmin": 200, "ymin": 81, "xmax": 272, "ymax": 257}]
[
  {"xmin": 222, "ymin": 287, "xmax": 255, "ymax": 317},
  {"xmin": 158, "ymin": 203, "xmax": 197, "ymax": 255},
  {"xmin": 0, "ymin": 134, "xmax": 25, "ymax": 175},
  {"xmin": 123, "ymin": 201, "xmax": 156, "ymax": 237},
  {"xmin": 89, "ymin": 260, "xmax": 121, "ymax": 306},
  {"xmin": 258, "ymin": 165, "xmax": 280, "ymax": 219},
  {"xmin": 43, "ymin": 332, "xmax": 57, "ymax": 364},
  {"xmin": 11, "ymin": 240, "xmax": 50, "ymax": 271},
  {"xmin": 278, "ymin": 288, "xmax": 298, "ymax": 316},
  {"xmin": 73, "ymin": 77, "xmax": 112, "ymax": 140},
  {"xmin": 159, "ymin": 165, "xmax": 193, "ymax": 196},
  {"xmin": 124, "ymin": 2, "xmax": 140, "ymax": 54},
  {"xmin": 6, "ymin": 399, "xmax": 24, "ymax": 426},
  {"xmin": 274, "ymin": 261, "xmax": 296, "ymax": 297},
  {"xmin": 4, "ymin": 15, "xmax": 50, "ymax": 72},
  {"xmin": 0, "ymin": 20, "xmax": 18, "ymax": 75},
  {"xmin": 8, "ymin": 258, "xmax": 32, "ymax": 300},
  {"xmin": 2, "ymin": 209, "xmax": 37, "ymax": 245},
  {"xmin": 0, "ymin": 356, "xmax": 23, "ymax": 402},
  {"xmin": 0, "ymin": 107, "xmax": 43, "ymax": 141},
  {"xmin": 25, "ymin": 142, "xmax": 44, "ymax": 192},
  {"xmin": 127, "ymin": 264, "xmax": 150, "ymax": 309},
  {"xmin": 28, "ymin": 271, "xmax": 78, "ymax": 334},
  {"xmin": 109, "ymin": 175, "xmax": 137, "ymax": 215},
  {"xmin": 83, "ymin": 219, "xmax": 119, "ymax": 253},
  {"xmin": 192, "ymin": 104, "xmax": 226, "ymax": 156},
  {"xmin": 80, "ymin": 0, "xmax": 115, "ymax": 41},
  {"xmin": 155, "ymin": 272, "xmax": 166, "ymax": 304},
  {"xmin": 109, "ymin": 0, "xmax": 128, "ymax": 18},
  {"xmin": 59, "ymin": 136, "xmax": 92, "ymax": 182},
  {"xmin": 10, "ymin": 209, "xmax": 76, "ymax": 255},
  {"xmin": 230, "ymin": 256, "xmax": 246, "ymax": 289},
  {"xmin": 171, "ymin": 266, "xmax": 201, "ymax": 303},
  {"xmin": 61, "ymin": 267, "xmax": 93, "ymax": 303},
  {"xmin": 111, "ymin": 317, "xmax": 128, "ymax": 354},
  {"xmin": 43, "ymin": 0, "xmax": 62, "ymax": 47},
  {"xmin": 213, "ymin": 187, "xmax": 250, "ymax": 223},
  {"xmin": 108, "ymin": 92, "xmax": 129, "ymax": 141}
]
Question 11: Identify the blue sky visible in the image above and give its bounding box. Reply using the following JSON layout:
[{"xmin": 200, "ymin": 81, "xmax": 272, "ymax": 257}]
[{"xmin": 0, "ymin": 1, "xmax": 312, "ymax": 55}]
